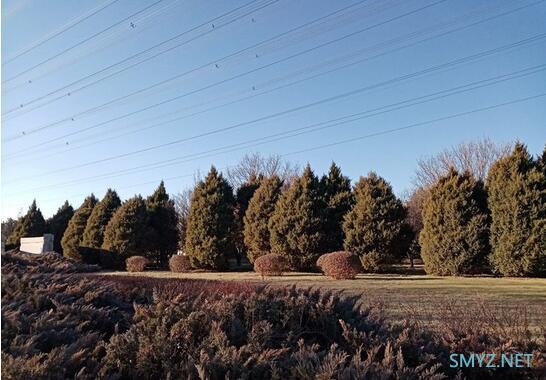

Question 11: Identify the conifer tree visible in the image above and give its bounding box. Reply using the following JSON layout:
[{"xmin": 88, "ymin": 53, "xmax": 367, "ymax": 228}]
[
  {"xmin": 269, "ymin": 165, "xmax": 326, "ymax": 270},
  {"xmin": 46, "ymin": 201, "xmax": 74, "ymax": 253},
  {"xmin": 61, "ymin": 195, "xmax": 97, "ymax": 260},
  {"xmin": 419, "ymin": 168, "xmax": 490, "ymax": 275},
  {"xmin": 82, "ymin": 189, "xmax": 121, "ymax": 249},
  {"xmin": 102, "ymin": 196, "xmax": 150, "ymax": 260},
  {"xmin": 6, "ymin": 200, "xmax": 46, "ymax": 248},
  {"xmin": 243, "ymin": 175, "xmax": 283, "ymax": 263},
  {"xmin": 185, "ymin": 167, "xmax": 235, "ymax": 269},
  {"xmin": 343, "ymin": 173, "xmax": 409, "ymax": 271},
  {"xmin": 320, "ymin": 162, "xmax": 353, "ymax": 252},
  {"xmin": 233, "ymin": 175, "xmax": 261, "ymax": 263},
  {"xmin": 145, "ymin": 181, "xmax": 179, "ymax": 267},
  {"xmin": 487, "ymin": 143, "xmax": 546, "ymax": 276}
]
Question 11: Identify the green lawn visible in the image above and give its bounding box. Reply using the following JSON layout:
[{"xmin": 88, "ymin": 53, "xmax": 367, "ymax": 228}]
[{"xmin": 97, "ymin": 268, "xmax": 546, "ymax": 334}]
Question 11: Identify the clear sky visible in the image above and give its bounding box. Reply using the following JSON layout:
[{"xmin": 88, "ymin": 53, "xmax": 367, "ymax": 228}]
[{"xmin": 2, "ymin": 0, "xmax": 545, "ymax": 218}]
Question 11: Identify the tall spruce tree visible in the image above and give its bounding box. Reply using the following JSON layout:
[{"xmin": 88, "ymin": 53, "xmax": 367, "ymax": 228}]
[
  {"xmin": 82, "ymin": 189, "xmax": 121, "ymax": 249},
  {"xmin": 46, "ymin": 201, "xmax": 74, "ymax": 253},
  {"xmin": 102, "ymin": 196, "xmax": 150, "ymax": 260},
  {"xmin": 320, "ymin": 162, "xmax": 353, "ymax": 252},
  {"xmin": 233, "ymin": 175, "xmax": 261, "ymax": 264},
  {"xmin": 62, "ymin": 195, "xmax": 97, "ymax": 260},
  {"xmin": 487, "ymin": 143, "xmax": 546, "ymax": 276},
  {"xmin": 6, "ymin": 200, "xmax": 46, "ymax": 248},
  {"xmin": 269, "ymin": 165, "xmax": 326, "ymax": 270},
  {"xmin": 145, "ymin": 181, "xmax": 179, "ymax": 267},
  {"xmin": 343, "ymin": 173, "xmax": 409, "ymax": 271},
  {"xmin": 419, "ymin": 168, "xmax": 490, "ymax": 275},
  {"xmin": 243, "ymin": 175, "xmax": 283, "ymax": 263},
  {"xmin": 185, "ymin": 167, "xmax": 235, "ymax": 270}
]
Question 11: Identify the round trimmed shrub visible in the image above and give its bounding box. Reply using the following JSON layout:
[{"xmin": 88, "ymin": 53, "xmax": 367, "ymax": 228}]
[
  {"xmin": 319, "ymin": 251, "xmax": 362, "ymax": 279},
  {"xmin": 126, "ymin": 256, "xmax": 149, "ymax": 272},
  {"xmin": 253, "ymin": 253, "xmax": 289, "ymax": 278},
  {"xmin": 360, "ymin": 250, "xmax": 383, "ymax": 272},
  {"xmin": 316, "ymin": 252, "xmax": 332, "ymax": 270},
  {"xmin": 169, "ymin": 255, "xmax": 192, "ymax": 273}
]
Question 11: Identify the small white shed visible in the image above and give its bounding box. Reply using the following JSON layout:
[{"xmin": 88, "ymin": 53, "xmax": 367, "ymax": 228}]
[{"xmin": 20, "ymin": 234, "xmax": 54, "ymax": 254}]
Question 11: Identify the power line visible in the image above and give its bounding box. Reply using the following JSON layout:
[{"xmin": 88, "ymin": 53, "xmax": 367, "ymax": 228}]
[
  {"xmin": 5, "ymin": 63, "xmax": 543, "ymax": 189},
  {"xmin": 12, "ymin": 89, "xmax": 545, "ymax": 200},
  {"xmin": 2, "ymin": 0, "xmax": 168, "ymax": 84},
  {"xmin": 2, "ymin": 0, "xmax": 121, "ymax": 65},
  {"xmin": 2, "ymin": 0, "xmax": 283, "ymax": 117},
  {"xmin": 4, "ymin": 0, "xmax": 449, "ymax": 141},
  {"xmin": 7, "ymin": 0, "xmax": 540, "ymax": 162}
]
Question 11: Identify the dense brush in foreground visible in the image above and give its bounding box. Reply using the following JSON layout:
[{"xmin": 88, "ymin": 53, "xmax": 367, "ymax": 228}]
[{"xmin": 1, "ymin": 252, "xmax": 545, "ymax": 379}]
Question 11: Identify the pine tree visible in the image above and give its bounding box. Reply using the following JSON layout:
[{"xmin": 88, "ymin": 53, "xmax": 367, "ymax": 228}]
[
  {"xmin": 82, "ymin": 189, "xmax": 121, "ymax": 249},
  {"xmin": 61, "ymin": 195, "xmax": 97, "ymax": 261},
  {"xmin": 46, "ymin": 201, "xmax": 74, "ymax": 253},
  {"xmin": 233, "ymin": 175, "xmax": 261, "ymax": 264},
  {"xmin": 487, "ymin": 143, "xmax": 546, "ymax": 276},
  {"xmin": 243, "ymin": 175, "xmax": 283, "ymax": 263},
  {"xmin": 343, "ymin": 173, "xmax": 409, "ymax": 271},
  {"xmin": 269, "ymin": 165, "xmax": 326, "ymax": 270},
  {"xmin": 6, "ymin": 200, "xmax": 46, "ymax": 248},
  {"xmin": 419, "ymin": 168, "xmax": 490, "ymax": 275},
  {"xmin": 320, "ymin": 162, "xmax": 353, "ymax": 252},
  {"xmin": 185, "ymin": 167, "xmax": 235, "ymax": 270},
  {"xmin": 102, "ymin": 196, "xmax": 150, "ymax": 260},
  {"xmin": 145, "ymin": 181, "xmax": 179, "ymax": 267}
]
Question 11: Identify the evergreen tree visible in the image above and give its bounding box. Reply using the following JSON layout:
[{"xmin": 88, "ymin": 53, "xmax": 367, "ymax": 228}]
[
  {"xmin": 319, "ymin": 162, "xmax": 353, "ymax": 252},
  {"xmin": 6, "ymin": 200, "xmax": 46, "ymax": 248},
  {"xmin": 102, "ymin": 196, "xmax": 150, "ymax": 260},
  {"xmin": 82, "ymin": 189, "xmax": 121, "ymax": 249},
  {"xmin": 61, "ymin": 195, "xmax": 97, "ymax": 260},
  {"xmin": 269, "ymin": 165, "xmax": 326, "ymax": 270},
  {"xmin": 233, "ymin": 175, "xmax": 261, "ymax": 264},
  {"xmin": 243, "ymin": 175, "xmax": 283, "ymax": 263},
  {"xmin": 343, "ymin": 173, "xmax": 409, "ymax": 271},
  {"xmin": 419, "ymin": 168, "xmax": 490, "ymax": 275},
  {"xmin": 185, "ymin": 167, "xmax": 235, "ymax": 270},
  {"xmin": 487, "ymin": 143, "xmax": 546, "ymax": 276},
  {"xmin": 145, "ymin": 181, "xmax": 179, "ymax": 267},
  {"xmin": 46, "ymin": 201, "xmax": 74, "ymax": 253}
]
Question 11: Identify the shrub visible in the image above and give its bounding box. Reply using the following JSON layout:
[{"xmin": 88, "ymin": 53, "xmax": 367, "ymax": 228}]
[
  {"xmin": 487, "ymin": 143, "xmax": 546, "ymax": 276},
  {"xmin": 169, "ymin": 254, "xmax": 192, "ymax": 272},
  {"xmin": 343, "ymin": 173, "xmax": 411, "ymax": 269},
  {"xmin": 269, "ymin": 165, "xmax": 327, "ymax": 270},
  {"xmin": 318, "ymin": 251, "xmax": 361, "ymax": 279},
  {"xmin": 253, "ymin": 253, "xmax": 289, "ymax": 278},
  {"xmin": 126, "ymin": 256, "xmax": 149, "ymax": 272},
  {"xmin": 243, "ymin": 175, "xmax": 283, "ymax": 263},
  {"xmin": 185, "ymin": 166, "xmax": 235, "ymax": 270},
  {"xmin": 419, "ymin": 168, "xmax": 490, "ymax": 275},
  {"xmin": 62, "ymin": 194, "xmax": 98, "ymax": 260},
  {"xmin": 316, "ymin": 252, "xmax": 331, "ymax": 270}
]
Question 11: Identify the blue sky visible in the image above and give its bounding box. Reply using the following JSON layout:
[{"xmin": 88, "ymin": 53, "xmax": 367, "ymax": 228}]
[{"xmin": 2, "ymin": 0, "xmax": 545, "ymax": 218}]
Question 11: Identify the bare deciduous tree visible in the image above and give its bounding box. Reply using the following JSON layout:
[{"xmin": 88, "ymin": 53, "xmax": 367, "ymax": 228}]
[
  {"xmin": 413, "ymin": 138, "xmax": 512, "ymax": 188},
  {"xmin": 173, "ymin": 188, "xmax": 193, "ymax": 252},
  {"xmin": 226, "ymin": 153, "xmax": 300, "ymax": 188}
]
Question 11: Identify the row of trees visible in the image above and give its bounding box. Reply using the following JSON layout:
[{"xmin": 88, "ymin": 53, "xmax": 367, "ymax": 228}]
[{"xmin": 5, "ymin": 182, "xmax": 178, "ymax": 268}]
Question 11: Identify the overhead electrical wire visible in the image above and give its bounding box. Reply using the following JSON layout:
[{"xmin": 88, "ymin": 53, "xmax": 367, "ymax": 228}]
[
  {"xmin": 5, "ymin": 62, "xmax": 544, "ymax": 188},
  {"xmin": 2, "ymin": 0, "xmax": 122, "ymax": 65},
  {"xmin": 7, "ymin": 0, "xmax": 541, "ymax": 163},
  {"xmin": 1, "ymin": 0, "xmax": 376, "ymax": 119},
  {"xmin": 4, "ymin": 0, "xmax": 449, "ymax": 140}
]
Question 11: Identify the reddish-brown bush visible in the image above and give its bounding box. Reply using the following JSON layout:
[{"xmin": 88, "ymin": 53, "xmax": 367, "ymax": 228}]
[
  {"xmin": 126, "ymin": 256, "xmax": 149, "ymax": 272},
  {"xmin": 319, "ymin": 251, "xmax": 362, "ymax": 279},
  {"xmin": 253, "ymin": 253, "xmax": 289, "ymax": 278},
  {"xmin": 168, "ymin": 254, "xmax": 192, "ymax": 272}
]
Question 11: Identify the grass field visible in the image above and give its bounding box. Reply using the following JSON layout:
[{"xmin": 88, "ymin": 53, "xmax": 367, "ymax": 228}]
[{"xmin": 97, "ymin": 267, "xmax": 546, "ymax": 335}]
